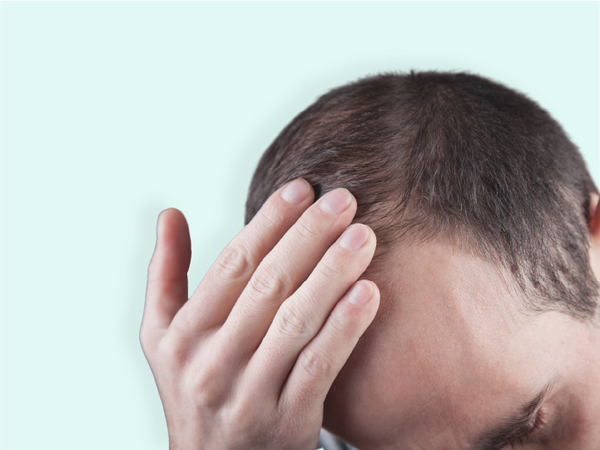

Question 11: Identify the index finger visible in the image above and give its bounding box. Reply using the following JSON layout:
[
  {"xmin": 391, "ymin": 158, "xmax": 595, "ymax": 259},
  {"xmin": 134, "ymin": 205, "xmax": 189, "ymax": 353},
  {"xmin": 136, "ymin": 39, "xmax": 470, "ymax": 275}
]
[{"xmin": 172, "ymin": 178, "xmax": 315, "ymax": 332}]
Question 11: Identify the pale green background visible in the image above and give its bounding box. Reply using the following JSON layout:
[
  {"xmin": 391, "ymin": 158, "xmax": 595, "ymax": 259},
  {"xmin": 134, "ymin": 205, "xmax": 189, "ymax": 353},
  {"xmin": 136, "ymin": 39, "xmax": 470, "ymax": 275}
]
[{"xmin": 2, "ymin": 2, "xmax": 598, "ymax": 449}]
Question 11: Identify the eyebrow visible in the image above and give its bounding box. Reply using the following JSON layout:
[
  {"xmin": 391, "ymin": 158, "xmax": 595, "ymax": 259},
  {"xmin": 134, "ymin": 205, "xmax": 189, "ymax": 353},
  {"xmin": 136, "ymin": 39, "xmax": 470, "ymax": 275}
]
[{"xmin": 475, "ymin": 380, "xmax": 557, "ymax": 450}]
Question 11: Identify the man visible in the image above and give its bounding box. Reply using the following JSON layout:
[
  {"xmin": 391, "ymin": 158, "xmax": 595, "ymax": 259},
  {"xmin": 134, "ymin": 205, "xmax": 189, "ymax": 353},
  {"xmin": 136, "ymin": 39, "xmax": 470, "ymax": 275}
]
[{"xmin": 141, "ymin": 72, "xmax": 600, "ymax": 449}]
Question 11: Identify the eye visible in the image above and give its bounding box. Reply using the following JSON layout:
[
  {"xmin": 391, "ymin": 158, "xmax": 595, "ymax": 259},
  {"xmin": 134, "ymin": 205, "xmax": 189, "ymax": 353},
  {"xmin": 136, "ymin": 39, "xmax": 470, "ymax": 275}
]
[{"xmin": 505, "ymin": 411, "xmax": 546, "ymax": 447}]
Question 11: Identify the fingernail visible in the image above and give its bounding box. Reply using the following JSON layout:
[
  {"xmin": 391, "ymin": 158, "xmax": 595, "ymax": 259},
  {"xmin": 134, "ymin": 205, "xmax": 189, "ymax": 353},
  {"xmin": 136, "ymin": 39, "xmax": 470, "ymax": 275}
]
[
  {"xmin": 340, "ymin": 224, "xmax": 369, "ymax": 250},
  {"xmin": 281, "ymin": 179, "xmax": 310, "ymax": 204},
  {"xmin": 320, "ymin": 189, "xmax": 351, "ymax": 214},
  {"xmin": 348, "ymin": 282, "xmax": 373, "ymax": 306}
]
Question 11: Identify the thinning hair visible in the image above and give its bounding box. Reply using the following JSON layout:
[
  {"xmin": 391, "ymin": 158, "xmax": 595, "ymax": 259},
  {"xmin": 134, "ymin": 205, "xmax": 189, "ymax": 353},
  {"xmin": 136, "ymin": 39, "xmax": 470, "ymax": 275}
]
[{"xmin": 245, "ymin": 71, "xmax": 599, "ymax": 320}]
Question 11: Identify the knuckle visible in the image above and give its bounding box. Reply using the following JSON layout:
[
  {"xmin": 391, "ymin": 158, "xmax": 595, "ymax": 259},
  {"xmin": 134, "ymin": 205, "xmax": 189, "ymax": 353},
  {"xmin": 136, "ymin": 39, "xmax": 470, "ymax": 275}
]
[
  {"xmin": 146, "ymin": 263, "xmax": 155, "ymax": 280},
  {"xmin": 275, "ymin": 304, "xmax": 311, "ymax": 339},
  {"xmin": 156, "ymin": 330, "xmax": 190, "ymax": 368},
  {"xmin": 317, "ymin": 257, "xmax": 341, "ymax": 280},
  {"xmin": 246, "ymin": 269, "xmax": 289, "ymax": 302},
  {"xmin": 184, "ymin": 352, "xmax": 230, "ymax": 410},
  {"xmin": 260, "ymin": 200, "xmax": 286, "ymax": 228},
  {"xmin": 299, "ymin": 347, "xmax": 333, "ymax": 379},
  {"xmin": 293, "ymin": 219, "xmax": 319, "ymax": 241},
  {"xmin": 146, "ymin": 263, "xmax": 161, "ymax": 286},
  {"xmin": 214, "ymin": 244, "xmax": 254, "ymax": 281},
  {"xmin": 329, "ymin": 308, "xmax": 352, "ymax": 334},
  {"xmin": 185, "ymin": 371, "xmax": 222, "ymax": 410},
  {"xmin": 139, "ymin": 326, "xmax": 155, "ymax": 359},
  {"xmin": 139, "ymin": 325, "xmax": 149, "ymax": 349}
]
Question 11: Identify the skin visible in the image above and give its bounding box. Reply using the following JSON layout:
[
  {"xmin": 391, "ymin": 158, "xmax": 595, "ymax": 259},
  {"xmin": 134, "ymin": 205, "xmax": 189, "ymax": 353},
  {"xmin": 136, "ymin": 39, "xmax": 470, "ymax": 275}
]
[
  {"xmin": 324, "ymin": 239, "xmax": 600, "ymax": 449},
  {"xmin": 141, "ymin": 181, "xmax": 600, "ymax": 450},
  {"xmin": 141, "ymin": 179, "xmax": 380, "ymax": 450}
]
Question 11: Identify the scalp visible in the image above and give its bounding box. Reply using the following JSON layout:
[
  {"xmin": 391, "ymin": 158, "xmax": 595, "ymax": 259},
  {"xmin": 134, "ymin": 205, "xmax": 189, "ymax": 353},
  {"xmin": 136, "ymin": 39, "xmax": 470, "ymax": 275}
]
[{"xmin": 245, "ymin": 71, "xmax": 599, "ymax": 320}]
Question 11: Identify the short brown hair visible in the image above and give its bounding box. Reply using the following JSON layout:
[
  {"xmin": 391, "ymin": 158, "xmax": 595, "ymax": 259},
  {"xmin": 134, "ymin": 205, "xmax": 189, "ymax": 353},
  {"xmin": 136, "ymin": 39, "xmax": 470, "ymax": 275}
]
[{"xmin": 245, "ymin": 71, "xmax": 599, "ymax": 320}]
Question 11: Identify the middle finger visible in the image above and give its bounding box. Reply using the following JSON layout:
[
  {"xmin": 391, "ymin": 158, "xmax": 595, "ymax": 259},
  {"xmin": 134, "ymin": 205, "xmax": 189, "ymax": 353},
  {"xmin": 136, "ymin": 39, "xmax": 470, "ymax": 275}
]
[{"xmin": 220, "ymin": 188, "xmax": 357, "ymax": 353}]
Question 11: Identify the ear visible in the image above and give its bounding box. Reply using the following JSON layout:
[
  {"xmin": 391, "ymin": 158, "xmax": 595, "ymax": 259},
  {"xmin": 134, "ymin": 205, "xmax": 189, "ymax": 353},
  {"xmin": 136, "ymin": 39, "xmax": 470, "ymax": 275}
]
[
  {"xmin": 589, "ymin": 193, "xmax": 600, "ymax": 281},
  {"xmin": 590, "ymin": 193, "xmax": 600, "ymax": 238}
]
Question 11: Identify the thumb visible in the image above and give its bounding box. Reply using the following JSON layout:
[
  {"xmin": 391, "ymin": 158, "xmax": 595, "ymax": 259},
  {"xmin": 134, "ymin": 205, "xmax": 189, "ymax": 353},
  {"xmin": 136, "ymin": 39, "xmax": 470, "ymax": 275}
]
[{"xmin": 143, "ymin": 208, "xmax": 192, "ymax": 335}]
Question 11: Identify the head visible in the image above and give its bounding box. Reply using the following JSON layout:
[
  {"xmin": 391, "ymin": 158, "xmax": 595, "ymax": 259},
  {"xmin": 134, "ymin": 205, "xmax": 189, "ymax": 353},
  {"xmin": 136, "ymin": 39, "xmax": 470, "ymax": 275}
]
[{"xmin": 245, "ymin": 72, "xmax": 600, "ymax": 449}]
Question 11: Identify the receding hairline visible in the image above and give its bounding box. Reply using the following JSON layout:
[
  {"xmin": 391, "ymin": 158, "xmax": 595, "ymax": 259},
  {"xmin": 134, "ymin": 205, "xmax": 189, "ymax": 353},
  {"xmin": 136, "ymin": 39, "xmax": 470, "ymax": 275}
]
[{"xmin": 245, "ymin": 70, "xmax": 600, "ymax": 321}]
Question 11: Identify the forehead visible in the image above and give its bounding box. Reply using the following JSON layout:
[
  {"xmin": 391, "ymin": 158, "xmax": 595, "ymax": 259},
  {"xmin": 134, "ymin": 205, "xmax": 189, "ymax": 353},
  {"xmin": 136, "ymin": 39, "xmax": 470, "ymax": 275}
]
[
  {"xmin": 372, "ymin": 239, "xmax": 524, "ymax": 367},
  {"xmin": 324, "ymin": 240, "xmax": 564, "ymax": 448}
]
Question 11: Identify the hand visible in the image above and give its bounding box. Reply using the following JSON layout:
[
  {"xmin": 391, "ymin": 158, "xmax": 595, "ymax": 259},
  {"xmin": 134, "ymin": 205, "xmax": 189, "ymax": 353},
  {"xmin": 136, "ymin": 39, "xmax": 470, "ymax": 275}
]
[{"xmin": 140, "ymin": 179, "xmax": 380, "ymax": 450}]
